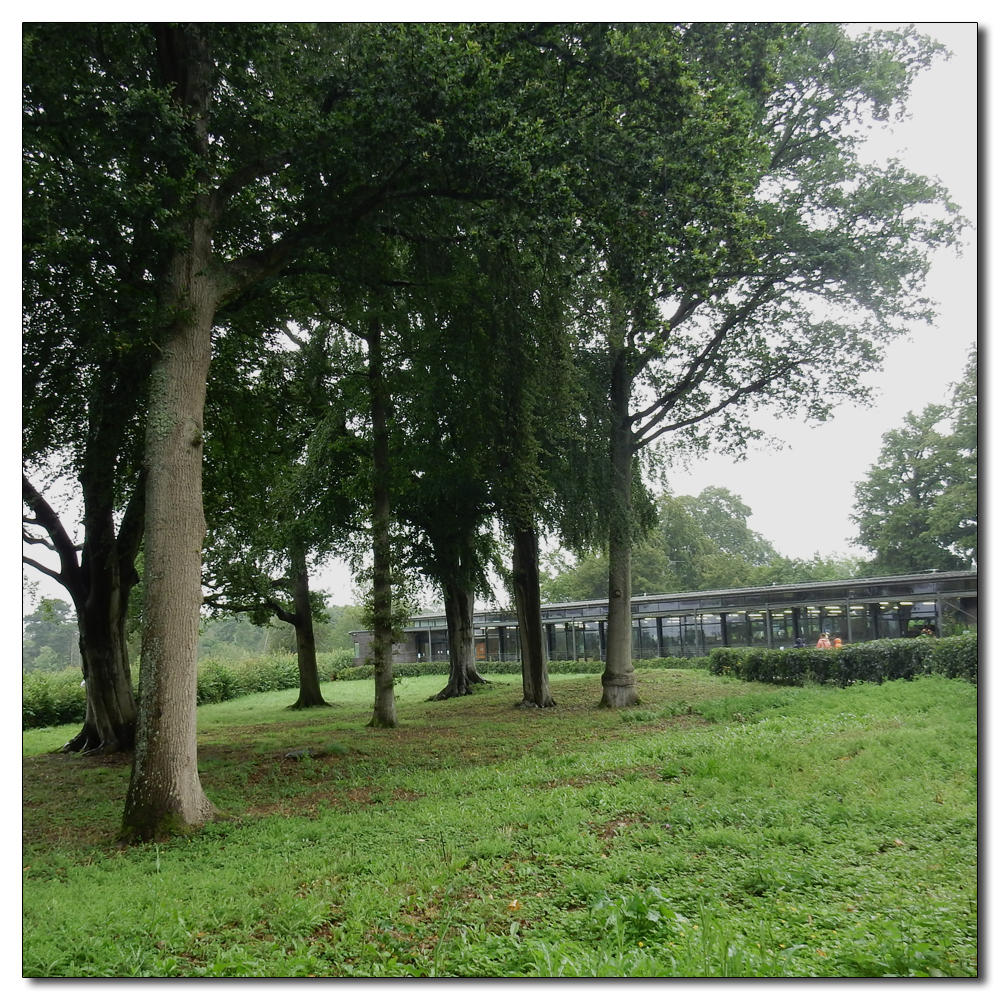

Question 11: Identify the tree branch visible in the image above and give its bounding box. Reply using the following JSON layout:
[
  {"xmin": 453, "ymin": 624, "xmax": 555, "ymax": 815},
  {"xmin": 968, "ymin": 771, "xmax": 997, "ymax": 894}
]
[
  {"xmin": 22, "ymin": 474, "xmax": 85, "ymax": 601},
  {"xmin": 21, "ymin": 554, "xmax": 68, "ymax": 585},
  {"xmin": 634, "ymin": 362, "xmax": 800, "ymax": 451},
  {"xmin": 630, "ymin": 281, "xmax": 780, "ymax": 440}
]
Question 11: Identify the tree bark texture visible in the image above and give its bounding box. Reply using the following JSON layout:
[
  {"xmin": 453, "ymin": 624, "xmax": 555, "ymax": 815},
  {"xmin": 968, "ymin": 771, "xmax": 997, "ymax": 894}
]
[
  {"xmin": 431, "ymin": 582, "xmax": 487, "ymax": 700},
  {"xmin": 70, "ymin": 585, "xmax": 137, "ymax": 754},
  {"xmin": 120, "ymin": 111, "xmax": 224, "ymax": 842},
  {"xmin": 367, "ymin": 319, "xmax": 398, "ymax": 728},
  {"xmin": 600, "ymin": 349, "xmax": 639, "ymax": 708},
  {"xmin": 285, "ymin": 547, "xmax": 330, "ymax": 709},
  {"xmin": 120, "ymin": 241, "xmax": 220, "ymax": 839},
  {"xmin": 512, "ymin": 523, "xmax": 554, "ymax": 708}
]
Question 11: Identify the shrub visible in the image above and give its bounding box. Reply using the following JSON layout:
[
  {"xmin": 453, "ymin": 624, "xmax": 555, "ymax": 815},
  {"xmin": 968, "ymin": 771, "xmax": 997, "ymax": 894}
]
[
  {"xmin": 708, "ymin": 635, "xmax": 976, "ymax": 688},
  {"xmin": 22, "ymin": 669, "xmax": 87, "ymax": 729},
  {"xmin": 926, "ymin": 631, "xmax": 978, "ymax": 683},
  {"xmin": 320, "ymin": 649, "xmax": 356, "ymax": 680}
]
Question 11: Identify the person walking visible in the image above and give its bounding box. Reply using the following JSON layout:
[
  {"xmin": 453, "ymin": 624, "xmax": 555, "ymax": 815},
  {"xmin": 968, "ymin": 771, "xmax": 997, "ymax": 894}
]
[{"xmin": 816, "ymin": 632, "xmax": 832, "ymax": 649}]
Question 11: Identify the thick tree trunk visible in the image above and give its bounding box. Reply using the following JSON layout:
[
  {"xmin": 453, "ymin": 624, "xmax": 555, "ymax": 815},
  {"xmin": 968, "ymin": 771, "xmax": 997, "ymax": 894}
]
[
  {"xmin": 64, "ymin": 584, "xmax": 136, "ymax": 754},
  {"xmin": 120, "ymin": 227, "xmax": 219, "ymax": 841},
  {"xmin": 600, "ymin": 350, "xmax": 638, "ymax": 708},
  {"xmin": 431, "ymin": 582, "xmax": 487, "ymax": 700},
  {"xmin": 367, "ymin": 318, "xmax": 398, "ymax": 728},
  {"xmin": 512, "ymin": 523, "xmax": 554, "ymax": 708},
  {"xmin": 24, "ymin": 474, "xmax": 140, "ymax": 754},
  {"xmin": 286, "ymin": 547, "xmax": 329, "ymax": 710}
]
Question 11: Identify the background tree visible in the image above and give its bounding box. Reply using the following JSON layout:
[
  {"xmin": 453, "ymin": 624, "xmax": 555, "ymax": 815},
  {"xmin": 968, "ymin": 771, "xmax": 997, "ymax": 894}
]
[
  {"xmin": 22, "ymin": 598, "xmax": 79, "ymax": 673},
  {"xmin": 202, "ymin": 322, "xmax": 363, "ymax": 710},
  {"xmin": 542, "ymin": 485, "xmax": 853, "ymax": 601},
  {"xmin": 926, "ymin": 347, "xmax": 978, "ymax": 565},
  {"xmin": 852, "ymin": 347, "xmax": 977, "ymax": 573}
]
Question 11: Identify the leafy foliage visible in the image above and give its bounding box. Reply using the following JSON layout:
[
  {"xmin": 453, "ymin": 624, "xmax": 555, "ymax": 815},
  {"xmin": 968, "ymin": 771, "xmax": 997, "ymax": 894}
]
[
  {"xmin": 543, "ymin": 486, "xmax": 859, "ymax": 600},
  {"xmin": 22, "ymin": 598, "xmax": 79, "ymax": 672},
  {"xmin": 22, "ymin": 669, "xmax": 87, "ymax": 729},
  {"xmin": 852, "ymin": 347, "xmax": 977, "ymax": 573}
]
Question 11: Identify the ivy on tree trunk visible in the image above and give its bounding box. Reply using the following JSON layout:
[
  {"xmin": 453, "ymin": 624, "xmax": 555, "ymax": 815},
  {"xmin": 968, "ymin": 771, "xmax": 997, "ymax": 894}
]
[{"xmin": 366, "ymin": 318, "xmax": 398, "ymax": 728}]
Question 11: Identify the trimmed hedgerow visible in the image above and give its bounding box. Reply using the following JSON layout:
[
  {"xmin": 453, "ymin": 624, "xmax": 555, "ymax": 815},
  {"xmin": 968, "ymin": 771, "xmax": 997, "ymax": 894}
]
[{"xmin": 708, "ymin": 634, "xmax": 977, "ymax": 687}]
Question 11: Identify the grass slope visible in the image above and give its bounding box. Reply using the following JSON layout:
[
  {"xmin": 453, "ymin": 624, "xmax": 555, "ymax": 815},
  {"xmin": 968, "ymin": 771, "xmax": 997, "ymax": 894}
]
[{"xmin": 23, "ymin": 669, "xmax": 977, "ymax": 977}]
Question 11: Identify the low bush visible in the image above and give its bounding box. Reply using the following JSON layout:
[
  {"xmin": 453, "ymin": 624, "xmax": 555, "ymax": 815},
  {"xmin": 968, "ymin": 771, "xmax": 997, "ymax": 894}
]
[
  {"xmin": 23, "ymin": 651, "xmax": 361, "ymax": 730},
  {"xmin": 22, "ymin": 669, "xmax": 87, "ymax": 730},
  {"xmin": 707, "ymin": 634, "xmax": 977, "ymax": 687}
]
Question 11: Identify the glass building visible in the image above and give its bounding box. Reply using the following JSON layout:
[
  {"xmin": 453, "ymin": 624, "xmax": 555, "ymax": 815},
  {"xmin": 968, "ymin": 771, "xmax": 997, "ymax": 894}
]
[{"xmin": 351, "ymin": 570, "xmax": 977, "ymax": 666}]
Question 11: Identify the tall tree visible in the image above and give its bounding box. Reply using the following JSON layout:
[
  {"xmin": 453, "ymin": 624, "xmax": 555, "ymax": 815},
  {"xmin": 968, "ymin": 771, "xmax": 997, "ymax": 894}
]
[
  {"xmin": 852, "ymin": 347, "xmax": 977, "ymax": 573},
  {"xmin": 23, "ymin": 21, "xmax": 160, "ymax": 752},
  {"xmin": 105, "ymin": 20, "xmax": 561, "ymax": 835},
  {"xmin": 560, "ymin": 23, "xmax": 964, "ymax": 706}
]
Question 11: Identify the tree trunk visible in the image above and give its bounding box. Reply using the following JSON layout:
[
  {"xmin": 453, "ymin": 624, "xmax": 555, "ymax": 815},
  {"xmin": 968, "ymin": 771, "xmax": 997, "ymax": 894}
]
[
  {"xmin": 431, "ymin": 582, "xmax": 487, "ymax": 699},
  {"xmin": 286, "ymin": 546, "xmax": 329, "ymax": 710},
  {"xmin": 23, "ymin": 474, "xmax": 140, "ymax": 754},
  {"xmin": 65, "ymin": 580, "xmax": 136, "ymax": 754},
  {"xmin": 120, "ymin": 220, "xmax": 219, "ymax": 840},
  {"xmin": 512, "ymin": 523, "xmax": 554, "ymax": 708},
  {"xmin": 600, "ymin": 348, "xmax": 638, "ymax": 708},
  {"xmin": 367, "ymin": 318, "xmax": 398, "ymax": 728}
]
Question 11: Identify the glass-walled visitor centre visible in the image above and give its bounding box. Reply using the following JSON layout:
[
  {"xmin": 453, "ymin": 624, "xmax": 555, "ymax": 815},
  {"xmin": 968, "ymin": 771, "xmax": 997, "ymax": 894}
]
[{"xmin": 351, "ymin": 570, "xmax": 977, "ymax": 667}]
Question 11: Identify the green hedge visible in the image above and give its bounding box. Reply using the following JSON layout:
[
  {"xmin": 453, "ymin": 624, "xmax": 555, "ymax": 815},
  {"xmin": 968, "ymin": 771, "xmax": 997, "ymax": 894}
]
[
  {"xmin": 22, "ymin": 650, "xmax": 360, "ymax": 730},
  {"xmin": 708, "ymin": 634, "xmax": 977, "ymax": 687},
  {"xmin": 22, "ymin": 669, "xmax": 87, "ymax": 730}
]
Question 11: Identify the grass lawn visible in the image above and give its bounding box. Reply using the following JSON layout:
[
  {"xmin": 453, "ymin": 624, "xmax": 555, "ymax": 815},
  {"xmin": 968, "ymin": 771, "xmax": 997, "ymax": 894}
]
[{"xmin": 22, "ymin": 668, "xmax": 977, "ymax": 977}]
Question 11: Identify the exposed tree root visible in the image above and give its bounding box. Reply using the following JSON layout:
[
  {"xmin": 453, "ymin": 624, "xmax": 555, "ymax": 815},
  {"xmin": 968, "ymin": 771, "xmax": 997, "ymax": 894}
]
[
  {"xmin": 287, "ymin": 697, "xmax": 331, "ymax": 710},
  {"xmin": 429, "ymin": 674, "xmax": 491, "ymax": 701},
  {"xmin": 60, "ymin": 729, "xmax": 126, "ymax": 756}
]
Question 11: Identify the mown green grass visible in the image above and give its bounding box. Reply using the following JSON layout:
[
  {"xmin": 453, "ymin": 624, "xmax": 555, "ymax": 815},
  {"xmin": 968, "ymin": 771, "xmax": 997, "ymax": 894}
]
[{"xmin": 22, "ymin": 669, "xmax": 977, "ymax": 978}]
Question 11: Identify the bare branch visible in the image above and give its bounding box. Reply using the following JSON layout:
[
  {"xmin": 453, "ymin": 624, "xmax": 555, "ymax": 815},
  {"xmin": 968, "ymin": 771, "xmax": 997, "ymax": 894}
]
[
  {"xmin": 22, "ymin": 530, "xmax": 59, "ymax": 552},
  {"xmin": 634, "ymin": 362, "xmax": 800, "ymax": 450},
  {"xmin": 21, "ymin": 554, "xmax": 67, "ymax": 585},
  {"xmin": 22, "ymin": 473, "xmax": 85, "ymax": 600}
]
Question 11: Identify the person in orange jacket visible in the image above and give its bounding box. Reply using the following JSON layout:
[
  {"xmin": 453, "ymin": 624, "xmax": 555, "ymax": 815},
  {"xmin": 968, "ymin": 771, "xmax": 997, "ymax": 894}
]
[{"xmin": 833, "ymin": 636, "xmax": 843, "ymax": 649}]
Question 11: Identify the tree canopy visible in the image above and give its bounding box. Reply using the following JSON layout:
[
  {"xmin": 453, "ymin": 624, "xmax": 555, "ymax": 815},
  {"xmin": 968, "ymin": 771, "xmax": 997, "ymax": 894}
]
[{"xmin": 852, "ymin": 346, "xmax": 977, "ymax": 574}]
